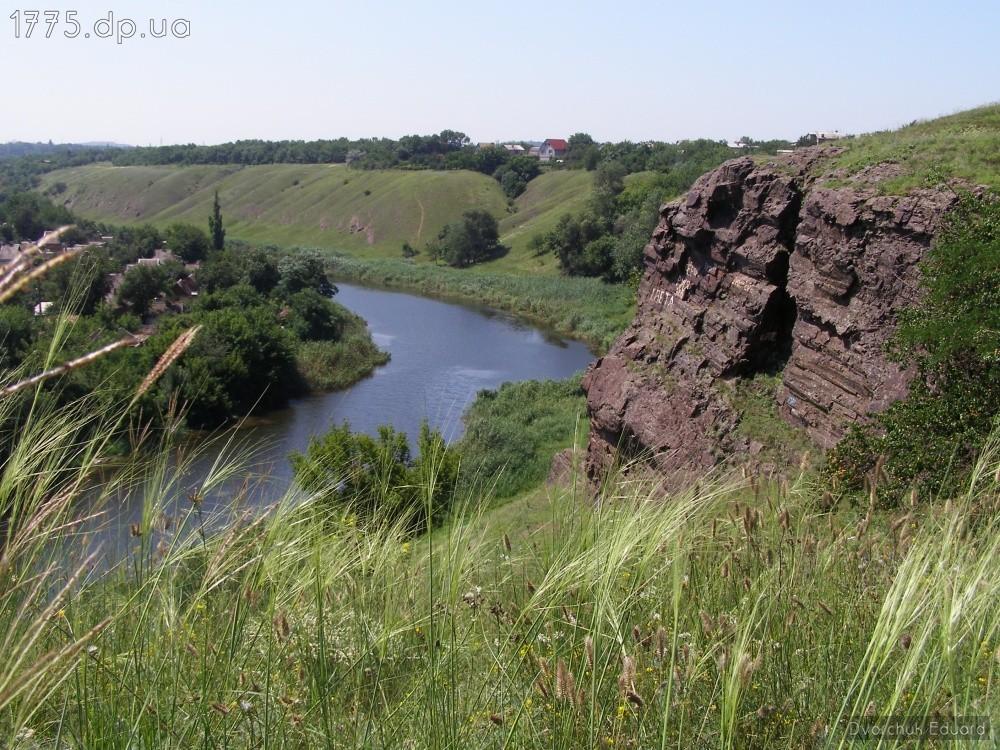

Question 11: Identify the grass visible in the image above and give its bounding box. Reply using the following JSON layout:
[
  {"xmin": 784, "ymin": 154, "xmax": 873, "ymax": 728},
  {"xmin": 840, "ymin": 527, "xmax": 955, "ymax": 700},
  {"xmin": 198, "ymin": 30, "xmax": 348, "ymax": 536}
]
[
  {"xmin": 458, "ymin": 377, "xmax": 587, "ymax": 499},
  {"xmin": 721, "ymin": 374, "xmax": 818, "ymax": 470},
  {"xmin": 1, "ymin": 384, "xmax": 998, "ymax": 748},
  {"xmin": 819, "ymin": 103, "xmax": 1000, "ymax": 193},
  {"xmin": 325, "ymin": 255, "xmax": 636, "ymax": 352}
]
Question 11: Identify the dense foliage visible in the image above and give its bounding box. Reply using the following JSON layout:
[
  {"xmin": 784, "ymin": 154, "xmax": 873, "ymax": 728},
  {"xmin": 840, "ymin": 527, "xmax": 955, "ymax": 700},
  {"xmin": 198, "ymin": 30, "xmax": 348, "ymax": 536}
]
[
  {"xmin": 825, "ymin": 194, "xmax": 1000, "ymax": 503},
  {"xmin": 0, "ymin": 191, "xmax": 74, "ymax": 240},
  {"xmin": 0, "ymin": 194, "xmax": 386, "ymax": 432},
  {"xmin": 290, "ymin": 421, "xmax": 460, "ymax": 529},
  {"xmin": 530, "ymin": 165, "xmax": 675, "ymax": 282},
  {"xmin": 427, "ymin": 210, "xmax": 504, "ymax": 267}
]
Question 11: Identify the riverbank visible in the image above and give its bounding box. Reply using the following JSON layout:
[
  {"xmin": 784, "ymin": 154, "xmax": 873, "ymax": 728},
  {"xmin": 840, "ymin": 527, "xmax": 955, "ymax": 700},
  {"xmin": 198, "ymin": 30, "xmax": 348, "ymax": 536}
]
[{"xmin": 325, "ymin": 255, "xmax": 635, "ymax": 353}]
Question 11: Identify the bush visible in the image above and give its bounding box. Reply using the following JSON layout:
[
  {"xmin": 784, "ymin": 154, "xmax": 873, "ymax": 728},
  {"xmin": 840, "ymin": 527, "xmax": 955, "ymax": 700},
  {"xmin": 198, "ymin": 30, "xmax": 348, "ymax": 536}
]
[{"xmin": 290, "ymin": 421, "xmax": 460, "ymax": 529}]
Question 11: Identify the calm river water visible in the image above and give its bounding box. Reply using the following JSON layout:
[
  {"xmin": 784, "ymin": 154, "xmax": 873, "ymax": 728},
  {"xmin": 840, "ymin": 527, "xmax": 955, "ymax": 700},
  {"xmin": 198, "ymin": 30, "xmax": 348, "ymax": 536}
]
[{"xmin": 83, "ymin": 283, "xmax": 595, "ymax": 561}]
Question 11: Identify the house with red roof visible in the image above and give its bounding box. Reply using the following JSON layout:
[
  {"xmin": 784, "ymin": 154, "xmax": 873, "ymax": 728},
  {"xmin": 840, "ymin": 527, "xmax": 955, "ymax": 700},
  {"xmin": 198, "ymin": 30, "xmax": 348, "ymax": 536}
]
[{"xmin": 538, "ymin": 138, "xmax": 568, "ymax": 162}]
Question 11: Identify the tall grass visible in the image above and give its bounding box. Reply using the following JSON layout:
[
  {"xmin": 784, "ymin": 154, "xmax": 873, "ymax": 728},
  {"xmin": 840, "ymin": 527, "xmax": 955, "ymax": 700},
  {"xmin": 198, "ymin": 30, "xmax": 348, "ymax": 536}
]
[{"xmin": 1, "ymin": 388, "xmax": 998, "ymax": 747}]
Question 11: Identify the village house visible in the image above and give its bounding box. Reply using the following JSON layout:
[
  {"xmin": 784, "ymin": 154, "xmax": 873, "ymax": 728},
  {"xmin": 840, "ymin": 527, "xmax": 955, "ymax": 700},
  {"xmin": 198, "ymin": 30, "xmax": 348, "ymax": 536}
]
[
  {"xmin": 809, "ymin": 130, "xmax": 844, "ymax": 143},
  {"xmin": 538, "ymin": 139, "xmax": 568, "ymax": 162},
  {"xmin": 0, "ymin": 243, "xmax": 21, "ymax": 265},
  {"xmin": 502, "ymin": 143, "xmax": 526, "ymax": 154},
  {"xmin": 134, "ymin": 248, "xmax": 180, "ymax": 269}
]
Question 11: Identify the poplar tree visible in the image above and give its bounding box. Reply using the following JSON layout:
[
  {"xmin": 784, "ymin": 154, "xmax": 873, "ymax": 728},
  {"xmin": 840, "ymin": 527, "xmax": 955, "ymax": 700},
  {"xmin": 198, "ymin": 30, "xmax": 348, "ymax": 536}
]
[{"xmin": 208, "ymin": 191, "xmax": 225, "ymax": 250}]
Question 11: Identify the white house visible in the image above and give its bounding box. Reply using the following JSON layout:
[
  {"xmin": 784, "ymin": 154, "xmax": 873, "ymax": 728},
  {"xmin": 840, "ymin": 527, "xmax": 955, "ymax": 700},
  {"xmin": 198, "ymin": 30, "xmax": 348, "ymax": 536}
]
[{"xmin": 538, "ymin": 138, "xmax": 569, "ymax": 162}]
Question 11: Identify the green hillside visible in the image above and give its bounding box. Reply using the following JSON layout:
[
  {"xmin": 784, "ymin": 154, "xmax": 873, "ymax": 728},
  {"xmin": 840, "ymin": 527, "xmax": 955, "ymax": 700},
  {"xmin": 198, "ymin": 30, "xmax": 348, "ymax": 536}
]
[
  {"xmin": 821, "ymin": 103, "xmax": 1000, "ymax": 192},
  {"xmin": 39, "ymin": 163, "xmax": 596, "ymax": 271}
]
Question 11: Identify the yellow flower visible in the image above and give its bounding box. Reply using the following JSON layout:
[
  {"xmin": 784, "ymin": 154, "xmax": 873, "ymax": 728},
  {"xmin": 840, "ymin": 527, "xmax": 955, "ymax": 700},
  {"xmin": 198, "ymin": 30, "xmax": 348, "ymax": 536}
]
[
  {"xmin": 401, "ymin": 542, "xmax": 411, "ymax": 554},
  {"xmin": 616, "ymin": 703, "xmax": 626, "ymax": 719}
]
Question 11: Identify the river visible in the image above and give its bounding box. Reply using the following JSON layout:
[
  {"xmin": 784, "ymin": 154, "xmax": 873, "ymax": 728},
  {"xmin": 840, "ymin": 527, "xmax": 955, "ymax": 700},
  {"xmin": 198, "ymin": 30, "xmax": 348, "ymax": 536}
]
[{"xmin": 83, "ymin": 283, "xmax": 595, "ymax": 562}]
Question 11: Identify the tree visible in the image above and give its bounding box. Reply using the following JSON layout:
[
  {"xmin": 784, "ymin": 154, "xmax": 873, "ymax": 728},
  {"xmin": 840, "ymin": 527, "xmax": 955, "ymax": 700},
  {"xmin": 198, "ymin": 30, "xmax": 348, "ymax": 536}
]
[
  {"xmin": 157, "ymin": 305, "xmax": 301, "ymax": 427},
  {"xmin": 567, "ymin": 133, "xmax": 598, "ymax": 169},
  {"xmin": 117, "ymin": 264, "xmax": 168, "ymax": 316},
  {"xmin": 166, "ymin": 223, "xmax": 211, "ymax": 263},
  {"xmin": 286, "ymin": 288, "xmax": 349, "ymax": 341},
  {"xmin": 276, "ymin": 251, "xmax": 336, "ymax": 297},
  {"xmin": 401, "ymin": 242, "xmax": 419, "ymax": 258},
  {"xmin": 0, "ymin": 305, "xmax": 35, "ymax": 369},
  {"xmin": 493, "ymin": 156, "xmax": 541, "ymax": 199},
  {"xmin": 208, "ymin": 191, "xmax": 225, "ymax": 250},
  {"xmin": 428, "ymin": 210, "xmax": 503, "ymax": 268}
]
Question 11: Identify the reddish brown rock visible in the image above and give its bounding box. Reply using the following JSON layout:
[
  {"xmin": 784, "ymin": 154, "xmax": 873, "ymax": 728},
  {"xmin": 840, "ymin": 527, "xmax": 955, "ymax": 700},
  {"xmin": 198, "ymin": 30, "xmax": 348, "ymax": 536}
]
[
  {"xmin": 583, "ymin": 152, "xmax": 958, "ymax": 485},
  {"xmin": 778, "ymin": 186, "xmax": 957, "ymax": 446}
]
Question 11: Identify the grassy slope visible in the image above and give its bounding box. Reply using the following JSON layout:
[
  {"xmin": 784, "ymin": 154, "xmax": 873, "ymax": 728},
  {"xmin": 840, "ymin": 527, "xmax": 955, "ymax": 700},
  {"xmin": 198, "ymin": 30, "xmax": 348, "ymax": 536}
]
[
  {"xmin": 819, "ymin": 103, "xmax": 1000, "ymax": 192},
  {"xmin": 40, "ymin": 164, "xmax": 597, "ymax": 273}
]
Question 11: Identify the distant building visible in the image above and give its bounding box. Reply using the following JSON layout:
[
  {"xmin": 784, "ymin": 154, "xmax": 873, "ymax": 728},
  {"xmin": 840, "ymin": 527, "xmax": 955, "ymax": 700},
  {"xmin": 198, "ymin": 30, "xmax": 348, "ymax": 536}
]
[
  {"xmin": 528, "ymin": 145, "xmax": 541, "ymax": 158},
  {"xmin": 0, "ymin": 243, "xmax": 21, "ymax": 265},
  {"xmin": 33, "ymin": 301, "xmax": 54, "ymax": 316},
  {"xmin": 727, "ymin": 140, "xmax": 751, "ymax": 149},
  {"xmin": 538, "ymin": 139, "xmax": 569, "ymax": 162},
  {"xmin": 175, "ymin": 275, "xmax": 199, "ymax": 297},
  {"xmin": 810, "ymin": 130, "xmax": 844, "ymax": 143},
  {"xmin": 502, "ymin": 143, "xmax": 526, "ymax": 154},
  {"xmin": 38, "ymin": 236, "xmax": 63, "ymax": 255},
  {"xmin": 136, "ymin": 248, "xmax": 179, "ymax": 268}
]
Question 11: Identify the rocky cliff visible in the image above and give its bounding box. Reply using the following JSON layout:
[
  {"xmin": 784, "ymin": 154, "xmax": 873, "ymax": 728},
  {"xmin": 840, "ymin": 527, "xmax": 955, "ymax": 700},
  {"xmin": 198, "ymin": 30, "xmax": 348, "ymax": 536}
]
[{"xmin": 582, "ymin": 150, "xmax": 957, "ymax": 484}]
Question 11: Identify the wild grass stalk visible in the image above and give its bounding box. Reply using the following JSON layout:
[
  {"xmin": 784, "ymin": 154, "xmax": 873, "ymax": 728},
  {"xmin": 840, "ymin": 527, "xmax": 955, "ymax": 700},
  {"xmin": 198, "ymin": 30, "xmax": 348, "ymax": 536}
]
[{"xmin": 0, "ymin": 381, "xmax": 997, "ymax": 746}]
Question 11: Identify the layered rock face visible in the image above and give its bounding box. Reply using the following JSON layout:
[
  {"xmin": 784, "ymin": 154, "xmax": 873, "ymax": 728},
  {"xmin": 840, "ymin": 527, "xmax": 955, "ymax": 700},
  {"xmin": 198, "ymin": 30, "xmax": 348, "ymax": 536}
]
[{"xmin": 582, "ymin": 153, "xmax": 956, "ymax": 484}]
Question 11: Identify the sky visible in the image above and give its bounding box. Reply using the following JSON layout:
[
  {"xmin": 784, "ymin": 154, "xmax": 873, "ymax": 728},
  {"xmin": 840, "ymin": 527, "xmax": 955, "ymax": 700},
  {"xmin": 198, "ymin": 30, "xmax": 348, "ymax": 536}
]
[{"xmin": 1, "ymin": 0, "xmax": 997, "ymax": 146}]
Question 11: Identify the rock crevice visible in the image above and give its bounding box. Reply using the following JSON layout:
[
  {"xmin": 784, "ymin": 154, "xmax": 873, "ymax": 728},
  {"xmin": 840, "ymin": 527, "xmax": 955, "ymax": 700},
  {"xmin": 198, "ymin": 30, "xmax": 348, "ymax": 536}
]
[{"xmin": 582, "ymin": 152, "xmax": 958, "ymax": 483}]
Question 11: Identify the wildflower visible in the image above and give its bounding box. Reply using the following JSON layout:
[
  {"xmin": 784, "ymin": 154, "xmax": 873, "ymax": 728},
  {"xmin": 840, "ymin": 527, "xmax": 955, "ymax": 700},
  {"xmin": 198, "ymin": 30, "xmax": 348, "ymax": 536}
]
[
  {"xmin": 401, "ymin": 542, "xmax": 410, "ymax": 554},
  {"xmin": 489, "ymin": 713, "xmax": 503, "ymax": 726}
]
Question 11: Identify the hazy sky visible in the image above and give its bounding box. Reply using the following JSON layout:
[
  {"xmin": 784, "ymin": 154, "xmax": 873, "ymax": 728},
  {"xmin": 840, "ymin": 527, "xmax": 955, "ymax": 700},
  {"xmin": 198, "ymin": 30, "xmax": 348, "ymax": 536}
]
[{"xmin": 1, "ymin": 0, "xmax": 997, "ymax": 145}]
